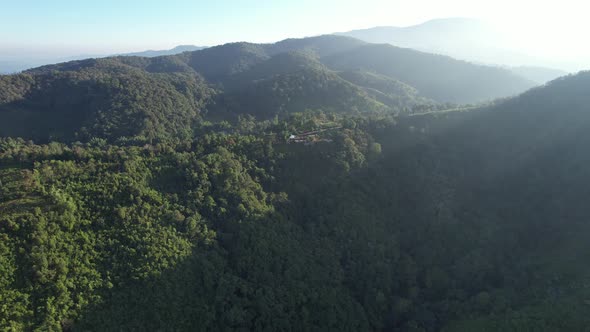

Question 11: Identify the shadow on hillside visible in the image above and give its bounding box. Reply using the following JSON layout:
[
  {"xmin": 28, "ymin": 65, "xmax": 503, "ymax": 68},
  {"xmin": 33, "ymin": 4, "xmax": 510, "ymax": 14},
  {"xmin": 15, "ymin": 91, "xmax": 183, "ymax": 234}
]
[
  {"xmin": 0, "ymin": 91, "xmax": 89, "ymax": 143},
  {"xmin": 73, "ymin": 102, "xmax": 590, "ymax": 331},
  {"xmin": 72, "ymin": 248, "xmax": 224, "ymax": 331}
]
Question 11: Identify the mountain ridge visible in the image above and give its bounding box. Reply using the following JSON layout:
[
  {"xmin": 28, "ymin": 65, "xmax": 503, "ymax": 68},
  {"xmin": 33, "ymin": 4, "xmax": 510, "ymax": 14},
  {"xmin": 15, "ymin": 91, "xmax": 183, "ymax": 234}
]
[
  {"xmin": 2, "ymin": 68, "xmax": 590, "ymax": 331},
  {"xmin": 0, "ymin": 45, "xmax": 208, "ymax": 74},
  {"xmin": 1, "ymin": 34, "xmax": 536, "ymax": 142},
  {"xmin": 336, "ymin": 18, "xmax": 576, "ymax": 79}
]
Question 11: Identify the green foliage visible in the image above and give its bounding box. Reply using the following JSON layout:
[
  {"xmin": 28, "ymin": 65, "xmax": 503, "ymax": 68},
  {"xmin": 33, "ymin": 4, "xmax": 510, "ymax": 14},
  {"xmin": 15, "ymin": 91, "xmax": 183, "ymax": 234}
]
[
  {"xmin": 220, "ymin": 63, "xmax": 389, "ymax": 117},
  {"xmin": 338, "ymin": 70, "xmax": 439, "ymax": 112},
  {"xmin": 0, "ymin": 59, "xmax": 213, "ymax": 142},
  {"xmin": 0, "ymin": 41, "xmax": 589, "ymax": 332},
  {"xmin": 0, "ymin": 121, "xmax": 382, "ymax": 330}
]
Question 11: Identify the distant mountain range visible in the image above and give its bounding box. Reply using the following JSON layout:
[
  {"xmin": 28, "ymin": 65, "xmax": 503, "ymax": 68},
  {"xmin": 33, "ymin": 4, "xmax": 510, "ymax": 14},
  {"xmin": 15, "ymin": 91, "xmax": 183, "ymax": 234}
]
[
  {"xmin": 336, "ymin": 18, "xmax": 572, "ymax": 82},
  {"xmin": 115, "ymin": 45, "xmax": 207, "ymax": 57},
  {"xmin": 508, "ymin": 66, "xmax": 569, "ymax": 85},
  {"xmin": 0, "ymin": 45, "xmax": 207, "ymax": 73},
  {"xmin": 3, "ymin": 17, "xmax": 577, "ymax": 83}
]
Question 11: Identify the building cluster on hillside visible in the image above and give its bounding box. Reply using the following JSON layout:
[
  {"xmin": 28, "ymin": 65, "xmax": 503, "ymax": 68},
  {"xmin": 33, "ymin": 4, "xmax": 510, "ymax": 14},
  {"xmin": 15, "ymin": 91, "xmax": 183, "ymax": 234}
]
[{"xmin": 287, "ymin": 127, "xmax": 340, "ymax": 145}]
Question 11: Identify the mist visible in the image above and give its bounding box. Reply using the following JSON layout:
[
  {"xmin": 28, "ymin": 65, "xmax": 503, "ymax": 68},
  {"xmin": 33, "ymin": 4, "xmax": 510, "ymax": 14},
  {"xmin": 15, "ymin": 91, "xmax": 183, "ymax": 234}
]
[{"xmin": 337, "ymin": 18, "xmax": 589, "ymax": 73}]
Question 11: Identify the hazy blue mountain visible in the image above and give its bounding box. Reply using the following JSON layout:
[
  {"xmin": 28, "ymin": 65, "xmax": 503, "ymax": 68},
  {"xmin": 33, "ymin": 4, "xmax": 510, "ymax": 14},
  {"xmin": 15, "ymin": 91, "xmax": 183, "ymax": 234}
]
[
  {"xmin": 338, "ymin": 18, "xmax": 497, "ymax": 54},
  {"xmin": 508, "ymin": 66, "xmax": 568, "ymax": 84},
  {"xmin": 336, "ymin": 18, "xmax": 577, "ymax": 72},
  {"xmin": 0, "ymin": 46, "xmax": 207, "ymax": 73},
  {"xmin": 118, "ymin": 45, "xmax": 207, "ymax": 57},
  {"xmin": 322, "ymin": 42, "xmax": 535, "ymax": 103},
  {"xmin": 0, "ymin": 59, "xmax": 64, "ymax": 74}
]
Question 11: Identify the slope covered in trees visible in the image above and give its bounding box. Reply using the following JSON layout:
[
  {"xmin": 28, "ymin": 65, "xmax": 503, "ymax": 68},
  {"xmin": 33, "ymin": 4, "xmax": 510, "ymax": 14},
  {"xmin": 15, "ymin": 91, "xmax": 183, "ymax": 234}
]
[
  {"xmin": 1, "ymin": 71, "xmax": 590, "ymax": 331},
  {"xmin": 214, "ymin": 52, "xmax": 390, "ymax": 117},
  {"xmin": 337, "ymin": 69, "xmax": 438, "ymax": 111},
  {"xmin": 0, "ymin": 35, "xmax": 538, "ymax": 143},
  {"xmin": 178, "ymin": 35, "xmax": 534, "ymax": 103},
  {"xmin": 323, "ymin": 43, "xmax": 534, "ymax": 103},
  {"xmin": 0, "ymin": 58, "xmax": 213, "ymax": 142},
  {"xmin": 336, "ymin": 18, "xmax": 575, "ymax": 76},
  {"xmin": 384, "ymin": 71, "xmax": 590, "ymax": 330}
]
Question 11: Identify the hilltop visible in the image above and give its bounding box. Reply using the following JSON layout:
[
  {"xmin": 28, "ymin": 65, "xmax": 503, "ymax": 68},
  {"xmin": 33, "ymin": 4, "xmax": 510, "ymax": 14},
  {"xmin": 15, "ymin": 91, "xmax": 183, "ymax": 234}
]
[{"xmin": 0, "ymin": 35, "xmax": 535, "ymax": 142}]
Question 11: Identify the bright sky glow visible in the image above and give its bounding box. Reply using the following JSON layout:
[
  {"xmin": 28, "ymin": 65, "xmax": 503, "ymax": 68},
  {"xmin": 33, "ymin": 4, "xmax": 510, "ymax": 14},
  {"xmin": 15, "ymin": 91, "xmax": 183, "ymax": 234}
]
[{"xmin": 1, "ymin": 0, "xmax": 589, "ymax": 66}]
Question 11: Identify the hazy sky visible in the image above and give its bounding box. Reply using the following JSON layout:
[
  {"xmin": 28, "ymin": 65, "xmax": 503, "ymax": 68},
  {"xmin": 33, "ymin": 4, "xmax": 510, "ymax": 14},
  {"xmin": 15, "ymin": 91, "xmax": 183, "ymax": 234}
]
[{"xmin": 1, "ymin": 0, "xmax": 589, "ymax": 61}]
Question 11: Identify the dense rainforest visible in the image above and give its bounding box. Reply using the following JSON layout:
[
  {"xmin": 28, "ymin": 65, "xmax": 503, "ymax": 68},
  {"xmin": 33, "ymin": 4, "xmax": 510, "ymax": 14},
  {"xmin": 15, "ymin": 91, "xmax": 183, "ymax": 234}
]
[{"xmin": 1, "ymin": 35, "xmax": 590, "ymax": 331}]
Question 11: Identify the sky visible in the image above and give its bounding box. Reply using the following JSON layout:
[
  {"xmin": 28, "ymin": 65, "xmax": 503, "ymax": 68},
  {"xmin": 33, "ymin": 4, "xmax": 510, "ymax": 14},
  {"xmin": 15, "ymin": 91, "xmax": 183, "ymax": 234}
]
[{"xmin": 1, "ymin": 0, "xmax": 589, "ymax": 63}]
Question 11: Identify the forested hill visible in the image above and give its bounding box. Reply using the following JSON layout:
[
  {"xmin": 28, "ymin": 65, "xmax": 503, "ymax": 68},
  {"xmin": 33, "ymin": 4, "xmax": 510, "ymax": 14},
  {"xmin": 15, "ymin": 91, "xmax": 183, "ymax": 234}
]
[
  {"xmin": 118, "ymin": 45, "xmax": 207, "ymax": 58},
  {"xmin": 0, "ymin": 59, "xmax": 214, "ymax": 142},
  {"xmin": 336, "ymin": 18, "xmax": 572, "ymax": 82},
  {"xmin": 1, "ymin": 62, "xmax": 590, "ymax": 331},
  {"xmin": 36, "ymin": 35, "xmax": 537, "ymax": 101},
  {"xmin": 0, "ymin": 35, "xmax": 536, "ymax": 142},
  {"xmin": 322, "ymin": 43, "xmax": 535, "ymax": 103}
]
